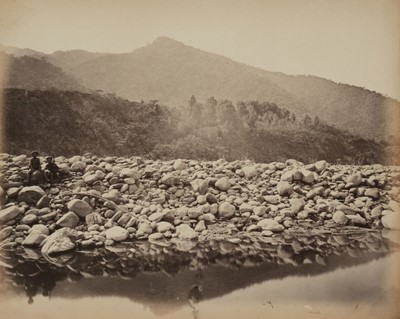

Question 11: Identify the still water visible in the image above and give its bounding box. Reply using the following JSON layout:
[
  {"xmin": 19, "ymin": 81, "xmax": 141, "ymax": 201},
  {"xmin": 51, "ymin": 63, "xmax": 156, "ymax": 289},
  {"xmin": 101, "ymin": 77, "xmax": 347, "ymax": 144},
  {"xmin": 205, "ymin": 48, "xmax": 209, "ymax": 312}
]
[{"xmin": 1, "ymin": 231, "xmax": 399, "ymax": 319}]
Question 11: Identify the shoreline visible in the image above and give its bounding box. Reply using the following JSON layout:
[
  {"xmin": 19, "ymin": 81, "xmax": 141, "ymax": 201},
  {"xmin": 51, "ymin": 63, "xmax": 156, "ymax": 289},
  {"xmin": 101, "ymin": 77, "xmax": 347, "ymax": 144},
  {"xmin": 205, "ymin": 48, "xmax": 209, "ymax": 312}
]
[{"xmin": 1, "ymin": 154, "xmax": 400, "ymax": 257}]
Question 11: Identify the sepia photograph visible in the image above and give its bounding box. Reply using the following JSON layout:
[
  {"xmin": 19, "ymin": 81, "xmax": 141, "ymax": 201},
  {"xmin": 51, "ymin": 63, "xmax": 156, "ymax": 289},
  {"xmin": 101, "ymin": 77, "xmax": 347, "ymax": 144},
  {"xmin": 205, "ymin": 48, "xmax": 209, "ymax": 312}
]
[{"xmin": 0, "ymin": 0, "xmax": 399, "ymax": 318}]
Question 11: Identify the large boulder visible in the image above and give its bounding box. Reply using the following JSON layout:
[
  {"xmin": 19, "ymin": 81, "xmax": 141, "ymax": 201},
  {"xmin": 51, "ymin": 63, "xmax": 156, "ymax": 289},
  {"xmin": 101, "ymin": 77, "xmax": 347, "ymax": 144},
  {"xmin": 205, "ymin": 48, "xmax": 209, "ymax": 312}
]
[
  {"xmin": 382, "ymin": 213, "xmax": 400, "ymax": 230},
  {"xmin": 175, "ymin": 224, "xmax": 197, "ymax": 240},
  {"xmin": 188, "ymin": 207, "xmax": 203, "ymax": 219},
  {"xmin": 276, "ymin": 181, "xmax": 293, "ymax": 196},
  {"xmin": 0, "ymin": 205, "xmax": 21, "ymax": 223},
  {"xmin": 56, "ymin": 212, "xmax": 80, "ymax": 228},
  {"xmin": 85, "ymin": 212, "xmax": 103, "ymax": 226},
  {"xmin": 218, "ymin": 202, "xmax": 235, "ymax": 218},
  {"xmin": 314, "ymin": 160, "xmax": 327, "ymax": 173},
  {"xmin": 263, "ymin": 195, "xmax": 281, "ymax": 205},
  {"xmin": 22, "ymin": 231, "xmax": 47, "ymax": 247},
  {"xmin": 102, "ymin": 190, "xmax": 121, "ymax": 203},
  {"xmin": 290, "ymin": 198, "xmax": 305, "ymax": 214},
  {"xmin": 215, "ymin": 177, "xmax": 231, "ymax": 191},
  {"xmin": 346, "ymin": 174, "xmax": 363, "ymax": 186},
  {"xmin": 242, "ymin": 165, "xmax": 258, "ymax": 179},
  {"xmin": 160, "ymin": 173, "xmax": 181, "ymax": 186},
  {"xmin": 301, "ymin": 169, "xmax": 316, "ymax": 184},
  {"xmin": 29, "ymin": 224, "xmax": 49, "ymax": 235},
  {"xmin": 84, "ymin": 170, "xmax": 106, "ymax": 185},
  {"xmin": 120, "ymin": 168, "xmax": 141, "ymax": 180},
  {"xmin": 257, "ymin": 218, "xmax": 284, "ymax": 232},
  {"xmin": 0, "ymin": 226, "xmax": 13, "ymax": 241},
  {"xmin": 332, "ymin": 211, "xmax": 348, "ymax": 225},
  {"xmin": 156, "ymin": 221, "xmax": 173, "ymax": 233},
  {"xmin": 70, "ymin": 161, "xmax": 86, "ymax": 172},
  {"xmin": 67, "ymin": 199, "xmax": 92, "ymax": 217},
  {"xmin": 173, "ymin": 159, "xmax": 188, "ymax": 171},
  {"xmin": 105, "ymin": 226, "xmax": 129, "ymax": 241},
  {"xmin": 101, "ymin": 189, "xmax": 121, "ymax": 204},
  {"xmin": 41, "ymin": 228, "xmax": 77, "ymax": 256},
  {"xmin": 18, "ymin": 186, "xmax": 45, "ymax": 205}
]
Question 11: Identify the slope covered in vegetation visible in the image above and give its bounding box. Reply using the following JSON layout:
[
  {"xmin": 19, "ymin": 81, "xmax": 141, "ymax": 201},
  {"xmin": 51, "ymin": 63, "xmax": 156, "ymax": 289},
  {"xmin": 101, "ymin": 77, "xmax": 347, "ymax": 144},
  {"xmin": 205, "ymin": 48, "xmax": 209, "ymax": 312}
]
[{"xmin": 2, "ymin": 88, "xmax": 390, "ymax": 164}]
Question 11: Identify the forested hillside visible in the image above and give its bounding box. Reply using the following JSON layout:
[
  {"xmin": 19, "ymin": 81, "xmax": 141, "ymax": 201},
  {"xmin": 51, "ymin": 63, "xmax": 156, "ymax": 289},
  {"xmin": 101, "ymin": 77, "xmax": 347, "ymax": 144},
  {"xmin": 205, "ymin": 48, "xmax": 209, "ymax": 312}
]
[
  {"xmin": 0, "ymin": 53, "xmax": 85, "ymax": 92},
  {"xmin": 2, "ymin": 88, "xmax": 391, "ymax": 164}
]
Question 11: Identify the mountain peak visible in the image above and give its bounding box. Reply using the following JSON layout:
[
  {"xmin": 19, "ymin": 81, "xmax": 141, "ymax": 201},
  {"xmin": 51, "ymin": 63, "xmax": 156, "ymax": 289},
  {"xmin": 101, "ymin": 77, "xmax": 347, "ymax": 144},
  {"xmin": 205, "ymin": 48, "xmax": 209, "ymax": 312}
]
[{"xmin": 150, "ymin": 36, "xmax": 186, "ymax": 47}]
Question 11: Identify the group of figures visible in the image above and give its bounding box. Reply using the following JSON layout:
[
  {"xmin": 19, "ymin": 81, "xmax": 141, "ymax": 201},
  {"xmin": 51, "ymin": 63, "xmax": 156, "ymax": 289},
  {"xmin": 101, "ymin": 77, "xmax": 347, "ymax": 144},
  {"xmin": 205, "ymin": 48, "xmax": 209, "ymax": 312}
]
[{"xmin": 27, "ymin": 151, "xmax": 62, "ymax": 185}]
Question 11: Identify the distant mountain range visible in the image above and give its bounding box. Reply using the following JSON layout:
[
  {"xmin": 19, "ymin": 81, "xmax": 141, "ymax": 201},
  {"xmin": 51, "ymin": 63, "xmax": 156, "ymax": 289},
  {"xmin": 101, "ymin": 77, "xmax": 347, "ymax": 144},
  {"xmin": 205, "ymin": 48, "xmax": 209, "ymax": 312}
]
[{"xmin": 0, "ymin": 37, "xmax": 399, "ymax": 163}]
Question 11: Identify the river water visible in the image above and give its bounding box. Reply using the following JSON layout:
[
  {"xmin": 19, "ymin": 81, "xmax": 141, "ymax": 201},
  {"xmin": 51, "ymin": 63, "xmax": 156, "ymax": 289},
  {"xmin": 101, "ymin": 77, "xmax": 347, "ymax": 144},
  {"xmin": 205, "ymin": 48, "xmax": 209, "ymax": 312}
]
[{"xmin": 1, "ymin": 230, "xmax": 399, "ymax": 319}]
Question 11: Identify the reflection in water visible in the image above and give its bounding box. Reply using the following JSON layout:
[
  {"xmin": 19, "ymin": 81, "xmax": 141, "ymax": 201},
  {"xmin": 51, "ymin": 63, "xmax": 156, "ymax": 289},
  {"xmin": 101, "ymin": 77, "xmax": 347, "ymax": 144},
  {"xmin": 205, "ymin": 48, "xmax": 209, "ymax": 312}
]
[{"xmin": 0, "ymin": 231, "xmax": 398, "ymax": 318}]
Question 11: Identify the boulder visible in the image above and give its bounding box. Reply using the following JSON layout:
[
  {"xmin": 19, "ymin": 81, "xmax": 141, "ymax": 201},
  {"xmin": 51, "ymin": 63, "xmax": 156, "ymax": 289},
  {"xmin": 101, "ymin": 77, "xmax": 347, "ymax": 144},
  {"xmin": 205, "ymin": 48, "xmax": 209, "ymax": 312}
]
[
  {"xmin": 67, "ymin": 199, "xmax": 92, "ymax": 217},
  {"xmin": 85, "ymin": 212, "xmax": 103, "ymax": 226},
  {"xmin": 18, "ymin": 186, "xmax": 45, "ymax": 205},
  {"xmin": 160, "ymin": 173, "xmax": 180, "ymax": 186},
  {"xmin": 347, "ymin": 214, "xmax": 367, "ymax": 226},
  {"xmin": 290, "ymin": 198, "xmax": 305, "ymax": 214},
  {"xmin": 156, "ymin": 221, "xmax": 173, "ymax": 233},
  {"xmin": 36, "ymin": 195, "xmax": 51, "ymax": 208},
  {"xmin": 84, "ymin": 170, "xmax": 105, "ymax": 185},
  {"xmin": 346, "ymin": 174, "xmax": 362, "ymax": 186},
  {"xmin": 301, "ymin": 169, "xmax": 315, "ymax": 184},
  {"xmin": 195, "ymin": 220, "xmax": 206, "ymax": 232},
  {"xmin": 263, "ymin": 195, "xmax": 281, "ymax": 205},
  {"xmin": 21, "ymin": 214, "xmax": 38, "ymax": 225},
  {"xmin": 215, "ymin": 177, "xmax": 231, "ymax": 191},
  {"xmin": 0, "ymin": 206, "xmax": 21, "ymax": 223},
  {"xmin": 253, "ymin": 206, "xmax": 267, "ymax": 216},
  {"xmin": 22, "ymin": 231, "xmax": 47, "ymax": 246},
  {"xmin": 0, "ymin": 226, "xmax": 13, "ymax": 241},
  {"xmin": 56, "ymin": 212, "xmax": 80, "ymax": 228},
  {"xmin": 41, "ymin": 228, "xmax": 77, "ymax": 256},
  {"xmin": 188, "ymin": 207, "xmax": 203, "ymax": 219},
  {"xmin": 242, "ymin": 165, "xmax": 258, "ymax": 179},
  {"xmin": 382, "ymin": 213, "xmax": 400, "ymax": 230},
  {"xmin": 149, "ymin": 212, "xmax": 164, "ymax": 222},
  {"xmin": 365, "ymin": 188, "xmax": 379, "ymax": 199},
  {"xmin": 102, "ymin": 189, "xmax": 121, "ymax": 203},
  {"xmin": 315, "ymin": 160, "xmax": 327, "ymax": 173},
  {"xmin": 276, "ymin": 181, "xmax": 293, "ymax": 196},
  {"xmin": 239, "ymin": 203, "xmax": 253, "ymax": 213},
  {"xmin": 332, "ymin": 211, "xmax": 348, "ymax": 225},
  {"xmin": 175, "ymin": 224, "xmax": 197, "ymax": 240},
  {"xmin": 280, "ymin": 170, "xmax": 294, "ymax": 182},
  {"xmin": 256, "ymin": 218, "xmax": 284, "ymax": 232},
  {"xmin": 70, "ymin": 161, "xmax": 86, "ymax": 172},
  {"xmin": 29, "ymin": 224, "xmax": 49, "ymax": 235},
  {"xmin": 120, "ymin": 168, "xmax": 141, "ymax": 180},
  {"xmin": 173, "ymin": 159, "xmax": 188, "ymax": 171},
  {"xmin": 105, "ymin": 226, "xmax": 129, "ymax": 241},
  {"xmin": 218, "ymin": 202, "xmax": 235, "ymax": 218}
]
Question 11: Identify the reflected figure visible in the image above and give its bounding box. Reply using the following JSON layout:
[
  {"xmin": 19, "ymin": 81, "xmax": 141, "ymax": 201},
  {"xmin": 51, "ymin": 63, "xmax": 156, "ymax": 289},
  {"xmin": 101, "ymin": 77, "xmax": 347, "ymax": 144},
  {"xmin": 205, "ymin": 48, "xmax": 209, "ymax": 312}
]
[{"xmin": 188, "ymin": 284, "xmax": 203, "ymax": 319}]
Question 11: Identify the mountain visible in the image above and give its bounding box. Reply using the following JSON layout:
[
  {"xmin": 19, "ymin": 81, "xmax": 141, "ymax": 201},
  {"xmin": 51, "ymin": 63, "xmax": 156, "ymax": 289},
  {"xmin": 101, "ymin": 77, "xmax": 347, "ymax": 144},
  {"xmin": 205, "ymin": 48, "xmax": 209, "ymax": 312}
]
[
  {"xmin": 3, "ymin": 88, "xmax": 390, "ymax": 164},
  {"xmin": 66, "ymin": 37, "xmax": 400, "ymax": 141},
  {"xmin": 1, "ymin": 38, "xmax": 399, "ymax": 145},
  {"xmin": 0, "ymin": 52, "xmax": 85, "ymax": 92},
  {"xmin": 49, "ymin": 50, "xmax": 111, "ymax": 70},
  {"xmin": 0, "ymin": 44, "xmax": 46, "ymax": 58}
]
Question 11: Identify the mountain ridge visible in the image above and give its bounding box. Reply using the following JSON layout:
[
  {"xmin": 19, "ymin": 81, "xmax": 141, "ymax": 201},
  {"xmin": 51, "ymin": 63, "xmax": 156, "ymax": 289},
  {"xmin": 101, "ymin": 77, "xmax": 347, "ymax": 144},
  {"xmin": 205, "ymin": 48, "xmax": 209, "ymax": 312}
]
[{"xmin": 1, "ymin": 37, "xmax": 399, "ymax": 141}]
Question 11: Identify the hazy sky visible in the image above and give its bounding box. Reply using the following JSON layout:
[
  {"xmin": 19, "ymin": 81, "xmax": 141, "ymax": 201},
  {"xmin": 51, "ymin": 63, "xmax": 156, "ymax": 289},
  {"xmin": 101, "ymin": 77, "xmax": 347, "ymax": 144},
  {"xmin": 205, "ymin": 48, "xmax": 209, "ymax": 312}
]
[{"xmin": 0, "ymin": 0, "xmax": 399, "ymax": 99}]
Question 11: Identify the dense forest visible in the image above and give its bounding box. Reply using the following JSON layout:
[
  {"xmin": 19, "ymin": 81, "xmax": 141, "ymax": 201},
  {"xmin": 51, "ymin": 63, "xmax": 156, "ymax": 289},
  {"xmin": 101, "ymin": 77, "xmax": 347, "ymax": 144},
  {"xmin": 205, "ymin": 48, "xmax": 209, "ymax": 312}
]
[{"xmin": 2, "ymin": 88, "xmax": 393, "ymax": 164}]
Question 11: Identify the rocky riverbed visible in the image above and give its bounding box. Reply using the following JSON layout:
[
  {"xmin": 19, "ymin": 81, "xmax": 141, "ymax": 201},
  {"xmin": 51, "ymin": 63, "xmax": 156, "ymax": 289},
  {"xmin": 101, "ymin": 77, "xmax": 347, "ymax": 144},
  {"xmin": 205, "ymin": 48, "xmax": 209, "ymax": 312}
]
[{"xmin": 1, "ymin": 154, "xmax": 400, "ymax": 258}]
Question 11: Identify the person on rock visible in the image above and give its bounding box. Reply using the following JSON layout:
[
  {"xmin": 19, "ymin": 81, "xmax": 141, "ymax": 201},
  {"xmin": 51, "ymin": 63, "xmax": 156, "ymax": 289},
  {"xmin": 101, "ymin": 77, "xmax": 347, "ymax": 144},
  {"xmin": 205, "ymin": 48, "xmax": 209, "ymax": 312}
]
[
  {"xmin": 27, "ymin": 151, "xmax": 48, "ymax": 184},
  {"xmin": 45, "ymin": 156, "xmax": 62, "ymax": 183}
]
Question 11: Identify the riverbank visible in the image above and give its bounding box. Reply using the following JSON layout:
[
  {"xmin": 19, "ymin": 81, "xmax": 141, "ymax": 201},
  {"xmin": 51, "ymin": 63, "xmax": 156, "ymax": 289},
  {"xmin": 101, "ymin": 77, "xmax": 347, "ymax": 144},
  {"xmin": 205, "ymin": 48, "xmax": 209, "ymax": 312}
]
[{"xmin": 1, "ymin": 154, "xmax": 400, "ymax": 257}]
